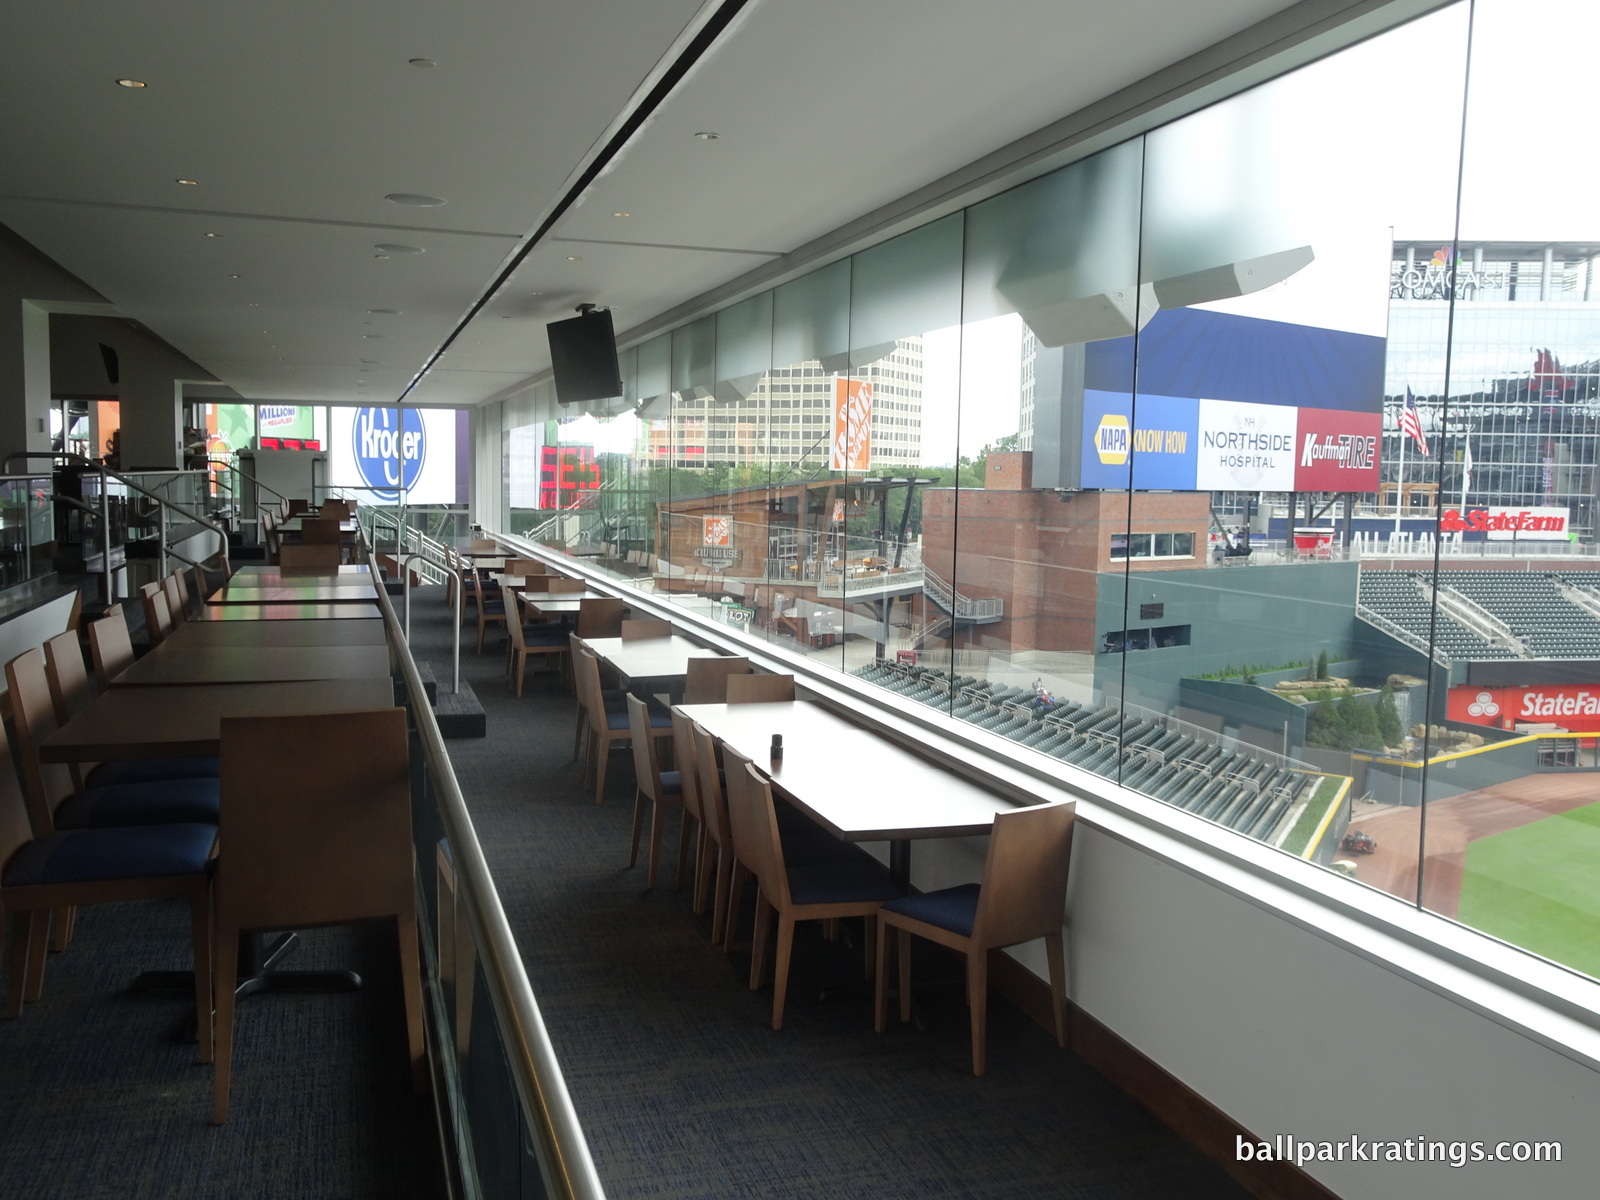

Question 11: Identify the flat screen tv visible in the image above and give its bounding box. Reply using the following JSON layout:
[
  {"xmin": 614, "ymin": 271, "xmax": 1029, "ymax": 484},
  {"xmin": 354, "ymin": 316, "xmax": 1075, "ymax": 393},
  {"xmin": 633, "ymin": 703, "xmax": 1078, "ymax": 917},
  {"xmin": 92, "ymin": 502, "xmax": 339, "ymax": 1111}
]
[{"xmin": 547, "ymin": 308, "xmax": 623, "ymax": 404}]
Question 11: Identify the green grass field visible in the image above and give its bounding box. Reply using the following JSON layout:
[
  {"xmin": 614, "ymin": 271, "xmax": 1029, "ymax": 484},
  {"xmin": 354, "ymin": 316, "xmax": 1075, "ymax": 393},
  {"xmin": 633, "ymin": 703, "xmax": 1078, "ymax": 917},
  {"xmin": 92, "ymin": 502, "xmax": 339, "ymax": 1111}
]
[{"xmin": 1459, "ymin": 800, "xmax": 1600, "ymax": 978}]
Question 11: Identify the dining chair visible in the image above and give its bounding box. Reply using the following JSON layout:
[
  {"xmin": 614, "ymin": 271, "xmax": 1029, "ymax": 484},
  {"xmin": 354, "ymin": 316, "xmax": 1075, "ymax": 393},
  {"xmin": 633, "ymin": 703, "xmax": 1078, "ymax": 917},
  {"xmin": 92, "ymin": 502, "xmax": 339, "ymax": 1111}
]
[
  {"xmin": 88, "ymin": 604, "xmax": 135, "ymax": 689},
  {"xmin": 727, "ymin": 673, "xmax": 796, "ymax": 703},
  {"xmin": 43, "ymin": 630, "xmax": 219, "ymax": 792},
  {"xmin": 625, "ymin": 694, "xmax": 686, "ymax": 889},
  {"xmin": 470, "ymin": 569, "xmax": 507, "ymax": 654},
  {"xmin": 285, "ymin": 498, "xmax": 310, "ymax": 517},
  {"xmin": 575, "ymin": 597, "xmax": 626, "ymax": 639},
  {"xmin": 319, "ymin": 498, "xmax": 353, "ymax": 521},
  {"xmin": 548, "ymin": 577, "xmax": 587, "ymax": 594},
  {"xmin": 732, "ymin": 761, "xmax": 901, "ymax": 1030},
  {"xmin": 683, "ymin": 656, "xmax": 751, "ymax": 704},
  {"xmin": 571, "ymin": 642, "xmax": 670, "ymax": 804},
  {"xmin": 300, "ymin": 518, "xmax": 343, "ymax": 546},
  {"xmin": 140, "ymin": 582, "xmax": 174, "ymax": 647},
  {"xmin": 260, "ymin": 509, "xmax": 280, "ymax": 560},
  {"xmin": 620, "ymin": 618, "xmax": 670, "ymax": 641},
  {"xmin": 5, "ymin": 648, "xmax": 220, "ymax": 833},
  {"xmin": 172, "ymin": 566, "xmax": 195, "ymax": 618},
  {"xmin": 689, "ymin": 721, "xmax": 737, "ymax": 942},
  {"xmin": 278, "ymin": 543, "xmax": 342, "ymax": 568},
  {"xmin": 503, "ymin": 558, "xmax": 541, "ymax": 576},
  {"xmin": 0, "ymin": 715, "xmax": 215, "ymax": 1039},
  {"xmin": 210, "ymin": 708, "xmax": 424, "ymax": 1123},
  {"xmin": 188, "ymin": 564, "xmax": 210, "ymax": 610},
  {"xmin": 506, "ymin": 592, "xmax": 568, "ymax": 696},
  {"xmin": 874, "ymin": 800, "xmax": 1076, "ymax": 1076},
  {"xmin": 161, "ymin": 572, "xmax": 187, "ymax": 626},
  {"xmin": 469, "ymin": 538, "xmax": 498, "ymax": 553},
  {"xmin": 668, "ymin": 711, "xmax": 709, "ymax": 908}
]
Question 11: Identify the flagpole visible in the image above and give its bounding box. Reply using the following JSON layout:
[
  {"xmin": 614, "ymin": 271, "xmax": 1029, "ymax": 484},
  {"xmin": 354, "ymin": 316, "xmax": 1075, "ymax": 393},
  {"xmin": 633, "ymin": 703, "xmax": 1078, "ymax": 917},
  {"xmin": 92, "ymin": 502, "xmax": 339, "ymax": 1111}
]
[{"xmin": 1394, "ymin": 412, "xmax": 1406, "ymax": 536}]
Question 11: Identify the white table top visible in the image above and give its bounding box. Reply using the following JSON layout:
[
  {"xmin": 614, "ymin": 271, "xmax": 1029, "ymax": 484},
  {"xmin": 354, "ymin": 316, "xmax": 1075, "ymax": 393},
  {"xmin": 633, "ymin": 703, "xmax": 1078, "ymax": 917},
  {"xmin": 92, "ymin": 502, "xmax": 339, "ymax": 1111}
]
[
  {"xmin": 676, "ymin": 700, "xmax": 1012, "ymax": 842},
  {"xmin": 581, "ymin": 635, "xmax": 721, "ymax": 686}
]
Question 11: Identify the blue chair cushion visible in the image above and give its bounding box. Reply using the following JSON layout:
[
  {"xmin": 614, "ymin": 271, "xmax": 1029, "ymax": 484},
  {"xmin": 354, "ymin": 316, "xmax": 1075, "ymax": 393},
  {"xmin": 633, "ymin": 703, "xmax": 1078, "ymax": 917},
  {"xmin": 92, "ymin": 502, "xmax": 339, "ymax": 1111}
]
[
  {"xmin": 785, "ymin": 860, "xmax": 902, "ymax": 906},
  {"xmin": 604, "ymin": 701, "xmax": 674, "ymax": 732},
  {"xmin": 53, "ymin": 778, "xmax": 222, "ymax": 831},
  {"xmin": 3, "ymin": 823, "xmax": 217, "ymax": 887},
  {"xmin": 84, "ymin": 756, "xmax": 221, "ymax": 788},
  {"xmin": 880, "ymin": 883, "xmax": 982, "ymax": 938},
  {"xmin": 659, "ymin": 770, "xmax": 683, "ymax": 796}
]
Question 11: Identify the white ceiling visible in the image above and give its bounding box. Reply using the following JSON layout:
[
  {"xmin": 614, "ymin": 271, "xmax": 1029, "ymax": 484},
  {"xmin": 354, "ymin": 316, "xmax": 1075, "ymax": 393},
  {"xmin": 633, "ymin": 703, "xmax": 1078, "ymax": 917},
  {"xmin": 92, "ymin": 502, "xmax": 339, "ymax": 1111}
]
[{"xmin": 2, "ymin": 0, "xmax": 1306, "ymax": 409}]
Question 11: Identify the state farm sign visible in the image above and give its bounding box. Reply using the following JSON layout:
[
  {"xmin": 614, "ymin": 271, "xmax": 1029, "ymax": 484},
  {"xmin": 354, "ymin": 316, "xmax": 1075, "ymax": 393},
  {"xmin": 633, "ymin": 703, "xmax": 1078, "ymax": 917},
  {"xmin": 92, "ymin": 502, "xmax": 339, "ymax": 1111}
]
[
  {"xmin": 1439, "ymin": 505, "xmax": 1570, "ymax": 541},
  {"xmin": 1449, "ymin": 684, "xmax": 1600, "ymax": 732}
]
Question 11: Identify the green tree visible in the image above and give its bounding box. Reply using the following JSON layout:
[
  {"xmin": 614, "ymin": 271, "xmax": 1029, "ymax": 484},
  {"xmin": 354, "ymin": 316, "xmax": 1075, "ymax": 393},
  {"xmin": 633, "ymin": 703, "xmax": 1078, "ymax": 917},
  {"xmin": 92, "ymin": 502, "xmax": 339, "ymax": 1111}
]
[
  {"xmin": 1315, "ymin": 649, "xmax": 1329, "ymax": 680},
  {"xmin": 1338, "ymin": 693, "xmax": 1380, "ymax": 751},
  {"xmin": 1376, "ymin": 682, "xmax": 1403, "ymax": 747},
  {"xmin": 1308, "ymin": 699, "xmax": 1344, "ymax": 749}
]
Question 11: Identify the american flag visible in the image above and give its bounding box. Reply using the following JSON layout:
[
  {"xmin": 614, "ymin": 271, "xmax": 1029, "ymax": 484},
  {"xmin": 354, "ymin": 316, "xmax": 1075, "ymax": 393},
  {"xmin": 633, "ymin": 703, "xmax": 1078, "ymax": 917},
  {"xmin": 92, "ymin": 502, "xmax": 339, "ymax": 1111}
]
[{"xmin": 1399, "ymin": 387, "xmax": 1429, "ymax": 456}]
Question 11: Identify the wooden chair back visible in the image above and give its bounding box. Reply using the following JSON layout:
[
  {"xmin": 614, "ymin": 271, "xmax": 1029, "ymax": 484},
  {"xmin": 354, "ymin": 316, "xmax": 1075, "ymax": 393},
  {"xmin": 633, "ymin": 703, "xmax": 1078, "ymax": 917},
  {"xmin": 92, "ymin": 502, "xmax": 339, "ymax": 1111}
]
[
  {"xmin": 285, "ymin": 498, "xmax": 311, "ymax": 517},
  {"xmin": 319, "ymin": 498, "xmax": 353, "ymax": 521},
  {"xmin": 42, "ymin": 631, "xmax": 94, "ymax": 723},
  {"xmin": 683, "ymin": 656, "xmax": 751, "ymax": 704},
  {"xmin": 506, "ymin": 594, "xmax": 531, "ymax": 652},
  {"xmin": 626, "ymin": 695, "xmax": 667, "ymax": 803},
  {"xmin": 972, "ymin": 803, "xmax": 1076, "ymax": 950},
  {"xmin": 670, "ymin": 710, "xmax": 702, "ymax": 822},
  {"xmin": 720, "ymin": 745, "xmax": 775, "ymax": 888},
  {"xmin": 570, "ymin": 642, "xmax": 605, "ymax": 720},
  {"xmin": 548, "ymin": 577, "xmax": 586, "ymax": 594},
  {"xmin": 0, "ymin": 718, "xmax": 38, "ymax": 880},
  {"xmin": 162, "ymin": 573, "xmax": 187, "ymax": 626},
  {"xmin": 299, "ymin": 519, "xmax": 343, "ymax": 546},
  {"xmin": 189, "ymin": 564, "xmax": 209, "ymax": 607},
  {"xmin": 279, "ymin": 543, "xmax": 342, "ymax": 568},
  {"xmin": 576, "ymin": 598, "xmax": 626, "ymax": 639},
  {"xmin": 742, "ymin": 763, "xmax": 794, "ymax": 909},
  {"xmin": 4, "ymin": 648, "xmax": 78, "ymax": 831},
  {"xmin": 690, "ymin": 721, "xmax": 729, "ymax": 849},
  {"xmin": 726, "ymin": 673, "xmax": 795, "ymax": 704},
  {"xmin": 517, "ymin": 576, "xmax": 555, "ymax": 594},
  {"xmin": 261, "ymin": 509, "xmax": 280, "ymax": 556},
  {"xmin": 469, "ymin": 538, "xmax": 498, "ymax": 553},
  {"xmin": 173, "ymin": 566, "xmax": 195, "ymax": 617},
  {"xmin": 620, "ymin": 619, "xmax": 670, "ymax": 641},
  {"xmin": 140, "ymin": 582, "xmax": 173, "ymax": 646},
  {"xmin": 89, "ymin": 605, "xmax": 134, "ymax": 688},
  {"xmin": 503, "ymin": 559, "xmax": 542, "ymax": 577}
]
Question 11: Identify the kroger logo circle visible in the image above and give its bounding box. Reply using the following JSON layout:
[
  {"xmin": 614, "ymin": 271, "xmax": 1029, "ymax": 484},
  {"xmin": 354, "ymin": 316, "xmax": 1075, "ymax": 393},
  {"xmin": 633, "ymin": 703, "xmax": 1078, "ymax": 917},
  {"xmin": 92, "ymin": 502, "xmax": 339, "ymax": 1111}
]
[{"xmin": 353, "ymin": 407, "xmax": 426, "ymax": 500}]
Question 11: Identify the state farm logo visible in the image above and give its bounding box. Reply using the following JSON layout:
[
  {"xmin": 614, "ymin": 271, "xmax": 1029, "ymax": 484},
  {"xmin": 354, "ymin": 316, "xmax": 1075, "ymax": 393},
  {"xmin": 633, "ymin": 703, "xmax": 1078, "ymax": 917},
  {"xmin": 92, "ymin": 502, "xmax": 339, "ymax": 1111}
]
[
  {"xmin": 1466, "ymin": 692, "xmax": 1499, "ymax": 718},
  {"xmin": 1300, "ymin": 432, "xmax": 1375, "ymax": 470},
  {"xmin": 1440, "ymin": 507, "xmax": 1568, "ymax": 535},
  {"xmin": 1519, "ymin": 690, "xmax": 1600, "ymax": 719}
]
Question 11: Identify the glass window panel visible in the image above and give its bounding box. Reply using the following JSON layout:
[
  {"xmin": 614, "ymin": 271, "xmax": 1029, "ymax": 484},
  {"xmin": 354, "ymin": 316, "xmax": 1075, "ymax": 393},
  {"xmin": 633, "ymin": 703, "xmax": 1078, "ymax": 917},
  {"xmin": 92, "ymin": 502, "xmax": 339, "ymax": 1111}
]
[
  {"xmin": 773, "ymin": 259, "xmax": 850, "ymax": 370},
  {"xmin": 636, "ymin": 334, "xmax": 672, "ymax": 409},
  {"xmin": 672, "ymin": 315, "xmax": 715, "ymax": 399}
]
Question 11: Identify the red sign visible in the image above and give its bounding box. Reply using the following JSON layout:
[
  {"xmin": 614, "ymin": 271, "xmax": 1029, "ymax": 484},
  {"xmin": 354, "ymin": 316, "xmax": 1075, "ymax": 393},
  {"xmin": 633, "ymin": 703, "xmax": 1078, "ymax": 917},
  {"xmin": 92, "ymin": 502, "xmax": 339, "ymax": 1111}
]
[
  {"xmin": 537, "ymin": 445, "xmax": 599, "ymax": 508},
  {"xmin": 1449, "ymin": 685, "xmax": 1600, "ymax": 732},
  {"xmin": 1439, "ymin": 506, "xmax": 1569, "ymax": 539},
  {"xmin": 1292, "ymin": 408, "xmax": 1380, "ymax": 491}
]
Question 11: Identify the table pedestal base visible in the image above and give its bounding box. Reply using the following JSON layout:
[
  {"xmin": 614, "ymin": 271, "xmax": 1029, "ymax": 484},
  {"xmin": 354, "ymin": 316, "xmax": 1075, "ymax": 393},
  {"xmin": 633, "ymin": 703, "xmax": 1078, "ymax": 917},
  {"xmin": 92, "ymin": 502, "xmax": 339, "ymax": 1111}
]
[{"xmin": 130, "ymin": 931, "xmax": 364, "ymax": 1001}]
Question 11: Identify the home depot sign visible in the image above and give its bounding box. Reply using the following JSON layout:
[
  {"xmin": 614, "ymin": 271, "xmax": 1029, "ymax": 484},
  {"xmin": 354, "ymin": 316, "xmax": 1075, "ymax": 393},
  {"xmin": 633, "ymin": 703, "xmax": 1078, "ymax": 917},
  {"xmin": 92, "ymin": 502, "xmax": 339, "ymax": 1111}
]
[
  {"xmin": 1438, "ymin": 505, "xmax": 1570, "ymax": 541},
  {"xmin": 1449, "ymin": 684, "xmax": 1600, "ymax": 732}
]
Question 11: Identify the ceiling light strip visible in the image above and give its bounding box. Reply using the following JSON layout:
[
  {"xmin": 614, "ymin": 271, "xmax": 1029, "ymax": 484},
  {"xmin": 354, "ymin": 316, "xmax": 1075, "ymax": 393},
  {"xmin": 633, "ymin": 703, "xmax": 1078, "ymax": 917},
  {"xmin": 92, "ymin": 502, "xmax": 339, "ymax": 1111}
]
[{"xmin": 394, "ymin": 0, "xmax": 753, "ymax": 405}]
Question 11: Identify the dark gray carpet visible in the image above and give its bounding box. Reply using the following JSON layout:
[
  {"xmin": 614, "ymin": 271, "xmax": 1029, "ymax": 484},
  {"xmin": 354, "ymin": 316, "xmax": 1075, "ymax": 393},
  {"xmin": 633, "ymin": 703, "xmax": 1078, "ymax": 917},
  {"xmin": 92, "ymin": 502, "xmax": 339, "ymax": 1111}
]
[{"xmin": 422, "ymin": 586, "xmax": 1251, "ymax": 1200}]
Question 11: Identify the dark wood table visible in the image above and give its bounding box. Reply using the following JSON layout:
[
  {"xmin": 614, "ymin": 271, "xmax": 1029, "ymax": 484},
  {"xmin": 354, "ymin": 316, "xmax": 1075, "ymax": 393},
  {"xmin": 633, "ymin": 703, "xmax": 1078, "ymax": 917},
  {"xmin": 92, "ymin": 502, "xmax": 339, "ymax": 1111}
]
[
  {"xmin": 193, "ymin": 603, "xmax": 382, "ymax": 622},
  {"xmin": 518, "ymin": 591, "xmax": 609, "ymax": 617},
  {"xmin": 111, "ymin": 643, "xmax": 391, "ymax": 687},
  {"xmin": 41, "ymin": 679, "xmax": 395, "ymax": 761},
  {"xmin": 233, "ymin": 564, "xmax": 371, "ymax": 579},
  {"xmin": 209, "ymin": 581, "xmax": 379, "ymax": 605},
  {"xmin": 167, "ymin": 619, "xmax": 389, "ymax": 647},
  {"xmin": 676, "ymin": 700, "xmax": 1012, "ymax": 884}
]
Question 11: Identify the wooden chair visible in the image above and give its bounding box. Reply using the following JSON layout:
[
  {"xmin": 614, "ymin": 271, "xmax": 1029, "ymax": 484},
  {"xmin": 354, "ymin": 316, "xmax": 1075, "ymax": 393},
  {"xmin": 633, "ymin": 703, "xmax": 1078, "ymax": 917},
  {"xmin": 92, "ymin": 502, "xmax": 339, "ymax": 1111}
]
[
  {"xmin": 875, "ymin": 801, "xmax": 1077, "ymax": 1075},
  {"xmin": 88, "ymin": 605, "xmax": 134, "ymax": 689},
  {"xmin": 285, "ymin": 498, "xmax": 310, "ymax": 517},
  {"xmin": 211, "ymin": 708, "xmax": 424, "ymax": 1123},
  {"xmin": 162, "ymin": 573, "xmax": 187, "ymax": 626},
  {"xmin": 468, "ymin": 538, "xmax": 498, "ymax": 554},
  {"xmin": 548, "ymin": 577, "xmax": 587, "ymax": 594},
  {"xmin": 44, "ymin": 630, "xmax": 220, "ymax": 794},
  {"xmin": 140, "ymin": 582, "xmax": 173, "ymax": 647},
  {"xmin": 318, "ymin": 498, "xmax": 353, "ymax": 521},
  {"xmin": 299, "ymin": 519, "xmax": 343, "ymax": 547},
  {"xmin": 576, "ymin": 598, "xmax": 626, "ymax": 638},
  {"xmin": 571, "ymin": 643, "xmax": 669, "ymax": 804},
  {"xmin": 625, "ymin": 695, "xmax": 686, "ymax": 889},
  {"xmin": 469, "ymin": 570, "xmax": 506, "ymax": 654},
  {"xmin": 260, "ymin": 509, "xmax": 281, "ymax": 560},
  {"xmin": 0, "ymin": 715, "xmax": 214, "ymax": 1038},
  {"xmin": 727, "ymin": 673, "xmax": 795, "ymax": 704},
  {"xmin": 503, "ymin": 559, "xmax": 542, "ymax": 577},
  {"xmin": 620, "ymin": 618, "xmax": 670, "ymax": 641},
  {"xmin": 689, "ymin": 720, "xmax": 737, "ymax": 943},
  {"xmin": 188, "ymin": 564, "xmax": 210, "ymax": 609},
  {"xmin": 683, "ymin": 656, "xmax": 751, "ymax": 704},
  {"xmin": 279, "ymin": 543, "xmax": 342, "ymax": 568},
  {"xmin": 730, "ymin": 760, "xmax": 901, "ymax": 1030},
  {"xmin": 172, "ymin": 566, "xmax": 195, "ymax": 618},
  {"xmin": 5, "ymin": 648, "xmax": 220, "ymax": 834},
  {"xmin": 506, "ymin": 593, "xmax": 567, "ymax": 696}
]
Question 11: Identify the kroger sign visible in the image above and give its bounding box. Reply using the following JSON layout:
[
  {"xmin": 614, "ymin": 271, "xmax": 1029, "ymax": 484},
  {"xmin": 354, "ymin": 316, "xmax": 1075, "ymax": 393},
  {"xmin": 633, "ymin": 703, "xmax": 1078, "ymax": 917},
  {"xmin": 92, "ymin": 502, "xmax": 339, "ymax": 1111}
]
[{"xmin": 352, "ymin": 407, "xmax": 427, "ymax": 500}]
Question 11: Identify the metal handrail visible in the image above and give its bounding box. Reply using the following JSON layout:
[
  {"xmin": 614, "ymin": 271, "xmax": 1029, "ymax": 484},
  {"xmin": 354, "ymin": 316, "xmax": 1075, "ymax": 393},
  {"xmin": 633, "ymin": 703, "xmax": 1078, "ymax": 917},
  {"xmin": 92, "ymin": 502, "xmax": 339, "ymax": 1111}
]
[
  {"xmin": 399, "ymin": 549, "xmax": 462, "ymax": 694},
  {"xmin": 362, "ymin": 544, "xmax": 605, "ymax": 1200},
  {"xmin": 207, "ymin": 455, "xmax": 292, "ymax": 506},
  {"xmin": 4, "ymin": 451, "xmax": 231, "ymax": 596}
]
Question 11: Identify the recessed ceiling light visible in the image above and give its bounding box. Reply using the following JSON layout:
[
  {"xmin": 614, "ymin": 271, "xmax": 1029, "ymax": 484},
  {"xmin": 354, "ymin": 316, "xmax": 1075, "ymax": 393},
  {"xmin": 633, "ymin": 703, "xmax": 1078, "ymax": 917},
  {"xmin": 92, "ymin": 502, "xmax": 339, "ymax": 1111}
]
[
  {"xmin": 374, "ymin": 243, "xmax": 424, "ymax": 254},
  {"xmin": 383, "ymin": 193, "xmax": 445, "ymax": 208},
  {"xmin": 613, "ymin": 212, "xmax": 630, "ymax": 218},
  {"xmin": 247, "ymin": 303, "xmax": 259, "ymax": 307},
  {"xmin": 362, "ymin": 334, "xmax": 385, "ymax": 340},
  {"xmin": 359, "ymin": 358, "xmax": 378, "ymax": 364},
  {"xmin": 366, "ymin": 308, "xmax": 399, "ymax": 315},
  {"xmin": 176, "ymin": 179, "xmax": 198, "ymax": 186},
  {"xmin": 204, "ymin": 232, "xmax": 222, "ymax": 238},
  {"xmin": 693, "ymin": 131, "xmax": 719, "ymax": 140},
  {"xmin": 567, "ymin": 255, "xmax": 581, "ymax": 261},
  {"xmin": 408, "ymin": 58, "xmax": 436, "ymax": 68},
  {"xmin": 228, "ymin": 274, "xmax": 241, "ymax": 279},
  {"xmin": 116, "ymin": 79, "xmax": 146, "ymax": 89},
  {"xmin": 374, "ymin": 254, "xmax": 390, "ymax": 259}
]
